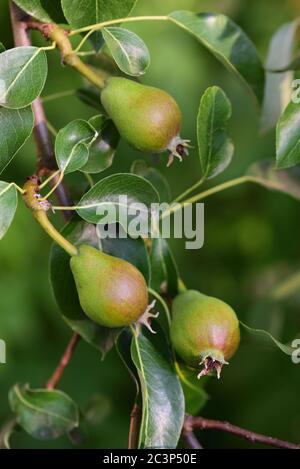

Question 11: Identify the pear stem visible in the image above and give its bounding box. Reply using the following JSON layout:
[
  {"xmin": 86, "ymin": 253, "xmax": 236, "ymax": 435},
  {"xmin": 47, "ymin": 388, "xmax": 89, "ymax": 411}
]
[
  {"xmin": 22, "ymin": 176, "xmax": 78, "ymax": 257},
  {"xmin": 33, "ymin": 210, "xmax": 78, "ymax": 257}
]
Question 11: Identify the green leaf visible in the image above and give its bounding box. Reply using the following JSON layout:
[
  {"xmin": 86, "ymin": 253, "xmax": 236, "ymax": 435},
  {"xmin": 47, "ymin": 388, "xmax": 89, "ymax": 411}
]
[
  {"xmin": 150, "ymin": 238, "xmax": 178, "ymax": 297},
  {"xmin": 240, "ymin": 322, "xmax": 294, "ymax": 355},
  {"xmin": 0, "ymin": 182, "xmax": 18, "ymax": 240},
  {"xmin": 131, "ymin": 160, "xmax": 172, "ymax": 202},
  {"xmin": 262, "ymin": 20, "xmax": 300, "ymax": 132},
  {"xmin": 80, "ymin": 115, "xmax": 120, "ymax": 174},
  {"xmin": 13, "ymin": 0, "xmax": 65, "ymax": 23},
  {"xmin": 175, "ymin": 361, "xmax": 208, "ymax": 415},
  {"xmin": 276, "ymin": 100, "xmax": 300, "ymax": 169},
  {"xmin": 0, "ymin": 419, "xmax": 16, "ymax": 449},
  {"xmin": 9, "ymin": 384, "xmax": 79, "ymax": 440},
  {"xmin": 102, "ymin": 27, "xmax": 150, "ymax": 77},
  {"xmin": 100, "ymin": 225, "xmax": 150, "ymax": 284},
  {"xmin": 0, "ymin": 106, "xmax": 34, "ymax": 174},
  {"xmin": 131, "ymin": 328, "xmax": 184, "ymax": 449},
  {"xmin": 0, "ymin": 47, "xmax": 47, "ymax": 109},
  {"xmin": 84, "ymin": 394, "xmax": 111, "ymax": 426},
  {"xmin": 116, "ymin": 329, "xmax": 139, "ymax": 392},
  {"xmin": 55, "ymin": 119, "xmax": 97, "ymax": 174},
  {"xmin": 76, "ymin": 173, "xmax": 159, "ymax": 234},
  {"xmin": 197, "ymin": 86, "xmax": 234, "ymax": 179},
  {"xmin": 247, "ymin": 159, "xmax": 300, "ymax": 201},
  {"xmin": 76, "ymin": 86, "xmax": 103, "ymax": 111},
  {"xmin": 50, "ymin": 218, "xmax": 121, "ymax": 358},
  {"xmin": 62, "ymin": 0, "xmax": 137, "ymax": 29},
  {"xmin": 0, "ymin": 43, "xmax": 5, "ymax": 53},
  {"xmin": 169, "ymin": 11, "xmax": 264, "ymax": 106}
]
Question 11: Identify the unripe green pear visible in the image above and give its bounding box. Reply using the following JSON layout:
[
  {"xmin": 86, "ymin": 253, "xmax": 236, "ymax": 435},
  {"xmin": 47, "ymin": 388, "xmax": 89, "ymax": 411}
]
[
  {"xmin": 70, "ymin": 244, "xmax": 151, "ymax": 328},
  {"xmin": 170, "ymin": 290, "xmax": 240, "ymax": 379},
  {"xmin": 101, "ymin": 77, "xmax": 189, "ymax": 166}
]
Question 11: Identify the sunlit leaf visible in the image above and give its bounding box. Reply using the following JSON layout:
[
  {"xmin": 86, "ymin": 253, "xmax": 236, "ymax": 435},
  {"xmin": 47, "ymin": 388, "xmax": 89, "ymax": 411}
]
[
  {"xmin": 0, "ymin": 106, "xmax": 34, "ymax": 174},
  {"xmin": 76, "ymin": 173, "xmax": 159, "ymax": 235},
  {"xmin": 103, "ymin": 27, "xmax": 150, "ymax": 76},
  {"xmin": 131, "ymin": 328, "xmax": 184, "ymax": 449},
  {"xmin": 169, "ymin": 10, "xmax": 264, "ymax": 106},
  {"xmin": 197, "ymin": 86, "xmax": 233, "ymax": 180},
  {"xmin": 276, "ymin": 100, "xmax": 300, "ymax": 169},
  {"xmin": 0, "ymin": 182, "xmax": 18, "ymax": 240},
  {"xmin": 80, "ymin": 115, "xmax": 120, "ymax": 174},
  {"xmin": 262, "ymin": 19, "xmax": 300, "ymax": 132},
  {"xmin": 55, "ymin": 119, "xmax": 96, "ymax": 174},
  {"xmin": 0, "ymin": 47, "xmax": 47, "ymax": 109},
  {"xmin": 9, "ymin": 384, "xmax": 79, "ymax": 440}
]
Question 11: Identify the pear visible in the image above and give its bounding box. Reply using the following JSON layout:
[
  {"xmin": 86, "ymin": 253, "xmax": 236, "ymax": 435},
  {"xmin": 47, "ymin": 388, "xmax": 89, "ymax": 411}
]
[
  {"xmin": 70, "ymin": 244, "xmax": 149, "ymax": 328},
  {"xmin": 170, "ymin": 290, "xmax": 240, "ymax": 379},
  {"xmin": 101, "ymin": 77, "xmax": 190, "ymax": 166}
]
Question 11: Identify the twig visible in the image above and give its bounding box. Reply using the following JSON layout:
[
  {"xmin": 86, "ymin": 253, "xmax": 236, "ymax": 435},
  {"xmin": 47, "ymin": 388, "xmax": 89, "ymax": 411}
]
[
  {"xmin": 9, "ymin": 1, "xmax": 73, "ymax": 220},
  {"xmin": 184, "ymin": 415, "xmax": 300, "ymax": 450},
  {"xmin": 9, "ymin": 2, "xmax": 79, "ymax": 392},
  {"xmin": 46, "ymin": 333, "xmax": 80, "ymax": 390},
  {"xmin": 128, "ymin": 403, "xmax": 142, "ymax": 449},
  {"xmin": 181, "ymin": 428, "xmax": 203, "ymax": 449}
]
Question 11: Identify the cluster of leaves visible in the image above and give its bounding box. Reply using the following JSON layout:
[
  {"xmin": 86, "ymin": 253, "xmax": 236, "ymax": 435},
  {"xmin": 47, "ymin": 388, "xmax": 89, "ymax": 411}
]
[{"xmin": 1, "ymin": 0, "xmax": 300, "ymax": 449}]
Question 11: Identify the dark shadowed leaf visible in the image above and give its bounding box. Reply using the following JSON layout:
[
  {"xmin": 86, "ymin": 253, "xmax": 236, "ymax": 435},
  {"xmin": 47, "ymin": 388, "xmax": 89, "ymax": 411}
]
[
  {"xmin": 169, "ymin": 10, "xmax": 264, "ymax": 106},
  {"xmin": 0, "ymin": 182, "xmax": 18, "ymax": 240},
  {"xmin": 9, "ymin": 384, "xmax": 79, "ymax": 440},
  {"xmin": 131, "ymin": 327, "xmax": 184, "ymax": 449},
  {"xmin": 197, "ymin": 86, "xmax": 233, "ymax": 180},
  {"xmin": 276, "ymin": 100, "xmax": 300, "ymax": 169},
  {"xmin": 76, "ymin": 173, "xmax": 159, "ymax": 234},
  {"xmin": 55, "ymin": 119, "xmax": 97, "ymax": 174},
  {"xmin": 247, "ymin": 159, "xmax": 300, "ymax": 201},
  {"xmin": 76, "ymin": 86, "xmax": 103, "ymax": 111},
  {"xmin": 62, "ymin": 0, "xmax": 138, "ymax": 51},
  {"xmin": 150, "ymin": 238, "xmax": 178, "ymax": 297},
  {"xmin": 13, "ymin": 0, "xmax": 65, "ymax": 23},
  {"xmin": 0, "ymin": 47, "xmax": 47, "ymax": 109},
  {"xmin": 80, "ymin": 115, "xmax": 120, "ymax": 173},
  {"xmin": 175, "ymin": 361, "xmax": 208, "ymax": 415},
  {"xmin": 100, "ymin": 224, "xmax": 150, "ymax": 284},
  {"xmin": 84, "ymin": 394, "xmax": 111, "ymax": 426},
  {"xmin": 116, "ymin": 329, "xmax": 139, "ymax": 393},
  {"xmin": 131, "ymin": 160, "xmax": 172, "ymax": 202},
  {"xmin": 50, "ymin": 219, "xmax": 121, "ymax": 358},
  {"xmin": 0, "ymin": 106, "xmax": 34, "ymax": 174},
  {"xmin": 0, "ymin": 419, "xmax": 16, "ymax": 449},
  {"xmin": 62, "ymin": 0, "xmax": 137, "ymax": 30},
  {"xmin": 240, "ymin": 322, "xmax": 294, "ymax": 355},
  {"xmin": 262, "ymin": 20, "xmax": 300, "ymax": 132},
  {"xmin": 103, "ymin": 27, "xmax": 150, "ymax": 76}
]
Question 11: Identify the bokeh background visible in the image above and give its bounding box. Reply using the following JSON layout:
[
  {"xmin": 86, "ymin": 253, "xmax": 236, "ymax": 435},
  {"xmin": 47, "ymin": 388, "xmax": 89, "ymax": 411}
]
[{"xmin": 1, "ymin": 0, "xmax": 300, "ymax": 448}]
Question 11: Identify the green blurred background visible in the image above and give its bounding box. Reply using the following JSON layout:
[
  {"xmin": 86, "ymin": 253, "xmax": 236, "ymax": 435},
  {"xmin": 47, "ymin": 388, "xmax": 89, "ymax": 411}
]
[{"xmin": 1, "ymin": 0, "xmax": 300, "ymax": 448}]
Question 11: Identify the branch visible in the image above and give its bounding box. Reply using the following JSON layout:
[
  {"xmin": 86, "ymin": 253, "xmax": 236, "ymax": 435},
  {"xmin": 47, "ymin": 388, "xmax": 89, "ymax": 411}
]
[
  {"xmin": 9, "ymin": 2, "xmax": 73, "ymax": 220},
  {"xmin": 184, "ymin": 415, "xmax": 300, "ymax": 450},
  {"xmin": 46, "ymin": 333, "xmax": 80, "ymax": 390},
  {"xmin": 128, "ymin": 403, "xmax": 142, "ymax": 449},
  {"xmin": 181, "ymin": 428, "xmax": 203, "ymax": 449}
]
